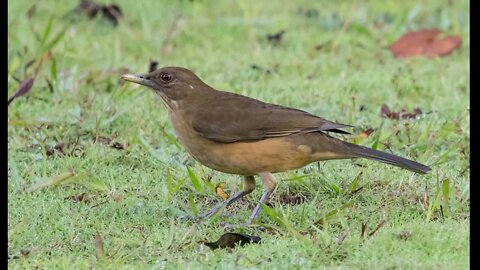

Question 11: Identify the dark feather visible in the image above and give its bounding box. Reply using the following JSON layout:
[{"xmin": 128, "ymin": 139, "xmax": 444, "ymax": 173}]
[{"xmin": 190, "ymin": 91, "xmax": 352, "ymax": 143}]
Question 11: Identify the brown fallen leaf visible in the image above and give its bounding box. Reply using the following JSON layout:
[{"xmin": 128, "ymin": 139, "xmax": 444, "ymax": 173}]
[
  {"xmin": 361, "ymin": 223, "xmax": 367, "ymax": 239},
  {"xmin": 68, "ymin": 0, "xmax": 122, "ymax": 26},
  {"xmin": 204, "ymin": 233, "xmax": 261, "ymax": 250},
  {"xmin": 94, "ymin": 232, "xmax": 105, "ymax": 258},
  {"xmin": 75, "ymin": 0, "xmax": 100, "ymax": 18},
  {"xmin": 266, "ymin": 30, "xmax": 286, "ymax": 45},
  {"xmin": 279, "ymin": 194, "xmax": 305, "ymax": 206},
  {"xmin": 368, "ymin": 219, "xmax": 386, "ymax": 237},
  {"xmin": 46, "ymin": 142, "xmax": 65, "ymax": 156},
  {"xmin": 64, "ymin": 192, "xmax": 89, "ymax": 203},
  {"xmin": 101, "ymin": 4, "xmax": 122, "ymax": 26},
  {"xmin": 111, "ymin": 142, "xmax": 125, "ymax": 150},
  {"xmin": 215, "ymin": 182, "xmax": 229, "ymax": 200},
  {"xmin": 398, "ymin": 230, "xmax": 412, "ymax": 241},
  {"xmin": 353, "ymin": 128, "xmax": 374, "ymax": 144},
  {"xmin": 390, "ymin": 28, "xmax": 462, "ymax": 58},
  {"xmin": 94, "ymin": 136, "xmax": 125, "ymax": 150},
  {"xmin": 8, "ymin": 78, "xmax": 34, "ymax": 106},
  {"xmin": 423, "ymin": 185, "xmax": 429, "ymax": 209},
  {"xmin": 358, "ymin": 128, "xmax": 374, "ymax": 138},
  {"xmin": 20, "ymin": 249, "xmax": 30, "ymax": 257},
  {"xmin": 380, "ymin": 104, "xmax": 423, "ymax": 120}
]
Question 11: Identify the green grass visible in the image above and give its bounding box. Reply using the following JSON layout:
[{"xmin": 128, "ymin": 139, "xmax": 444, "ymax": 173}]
[{"xmin": 8, "ymin": 0, "xmax": 469, "ymax": 269}]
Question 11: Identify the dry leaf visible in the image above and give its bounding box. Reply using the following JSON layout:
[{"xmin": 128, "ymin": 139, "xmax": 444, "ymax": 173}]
[
  {"xmin": 361, "ymin": 223, "xmax": 367, "ymax": 239},
  {"xmin": 215, "ymin": 183, "xmax": 229, "ymax": 200},
  {"xmin": 101, "ymin": 4, "xmax": 122, "ymax": 26},
  {"xmin": 94, "ymin": 136, "xmax": 125, "ymax": 150},
  {"xmin": 368, "ymin": 220, "xmax": 386, "ymax": 237},
  {"xmin": 390, "ymin": 28, "xmax": 462, "ymax": 58},
  {"xmin": 357, "ymin": 128, "xmax": 374, "ymax": 139},
  {"xmin": 94, "ymin": 232, "xmax": 105, "ymax": 258},
  {"xmin": 64, "ymin": 192, "xmax": 89, "ymax": 203},
  {"xmin": 204, "ymin": 233, "xmax": 261, "ymax": 250},
  {"xmin": 46, "ymin": 142, "xmax": 65, "ymax": 156},
  {"xmin": 266, "ymin": 30, "xmax": 286, "ymax": 45},
  {"xmin": 380, "ymin": 104, "xmax": 423, "ymax": 120},
  {"xmin": 8, "ymin": 78, "xmax": 34, "ymax": 105},
  {"xmin": 69, "ymin": 0, "xmax": 122, "ymax": 26},
  {"xmin": 279, "ymin": 194, "xmax": 305, "ymax": 206},
  {"xmin": 398, "ymin": 231, "xmax": 412, "ymax": 240}
]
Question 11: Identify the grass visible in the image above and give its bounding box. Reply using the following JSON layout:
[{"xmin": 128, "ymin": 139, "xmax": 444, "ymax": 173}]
[{"xmin": 8, "ymin": 0, "xmax": 469, "ymax": 269}]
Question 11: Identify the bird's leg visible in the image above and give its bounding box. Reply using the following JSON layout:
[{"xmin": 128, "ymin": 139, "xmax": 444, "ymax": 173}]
[
  {"xmin": 197, "ymin": 176, "xmax": 256, "ymax": 223},
  {"xmin": 222, "ymin": 172, "xmax": 277, "ymax": 229},
  {"xmin": 248, "ymin": 172, "xmax": 277, "ymax": 223}
]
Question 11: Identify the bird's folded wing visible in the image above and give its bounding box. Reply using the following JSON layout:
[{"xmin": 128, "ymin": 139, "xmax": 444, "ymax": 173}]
[{"xmin": 191, "ymin": 92, "xmax": 353, "ymax": 143}]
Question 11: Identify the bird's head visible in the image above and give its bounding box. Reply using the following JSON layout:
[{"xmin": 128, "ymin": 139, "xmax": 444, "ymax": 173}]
[{"xmin": 121, "ymin": 67, "xmax": 210, "ymax": 108}]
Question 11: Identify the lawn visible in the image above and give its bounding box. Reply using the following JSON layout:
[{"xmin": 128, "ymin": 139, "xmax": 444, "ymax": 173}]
[{"xmin": 8, "ymin": 0, "xmax": 469, "ymax": 269}]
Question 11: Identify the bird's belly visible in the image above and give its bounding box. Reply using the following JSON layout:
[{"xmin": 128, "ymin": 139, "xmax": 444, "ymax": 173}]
[
  {"xmin": 178, "ymin": 134, "xmax": 316, "ymax": 175},
  {"xmin": 170, "ymin": 115, "xmax": 347, "ymax": 175}
]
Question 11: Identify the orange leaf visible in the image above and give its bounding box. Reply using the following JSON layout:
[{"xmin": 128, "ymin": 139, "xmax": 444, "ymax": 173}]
[
  {"xmin": 215, "ymin": 183, "xmax": 229, "ymax": 200},
  {"xmin": 390, "ymin": 28, "xmax": 461, "ymax": 58}
]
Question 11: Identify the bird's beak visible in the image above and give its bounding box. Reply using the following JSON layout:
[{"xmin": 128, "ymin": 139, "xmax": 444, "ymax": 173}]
[{"xmin": 121, "ymin": 74, "xmax": 156, "ymax": 88}]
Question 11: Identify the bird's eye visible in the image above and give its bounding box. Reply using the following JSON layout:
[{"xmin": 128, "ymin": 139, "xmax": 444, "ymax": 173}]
[{"xmin": 160, "ymin": 73, "xmax": 173, "ymax": 82}]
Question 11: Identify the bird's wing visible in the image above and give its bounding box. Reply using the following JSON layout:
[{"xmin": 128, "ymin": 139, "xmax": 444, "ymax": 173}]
[{"xmin": 190, "ymin": 91, "xmax": 353, "ymax": 143}]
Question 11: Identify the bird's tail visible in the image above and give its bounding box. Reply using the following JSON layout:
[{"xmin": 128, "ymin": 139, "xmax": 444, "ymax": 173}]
[{"xmin": 344, "ymin": 142, "xmax": 431, "ymax": 174}]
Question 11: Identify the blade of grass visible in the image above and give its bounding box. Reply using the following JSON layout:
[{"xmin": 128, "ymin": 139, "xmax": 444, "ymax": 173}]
[
  {"xmin": 426, "ymin": 184, "xmax": 442, "ymax": 221},
  {"xmin": 260, "ymin": 204, "xmax": 309, "ymax": 243},
  {"xmin": 188, "ymin": 192, "xmax": 199, "ymax": 215},
  {"xmin": 348, "ymin": 172, "xmax": 363, "ymax": 192},
  {"xmin": 314, "ymin": 201, "xmax": 354, "ymax": 226},
  {"xmin": 27, "ymin": 170, "xmax": 76, "ymax": 192},
  {"xmin": 186, "ymin": 166, "xmax": 202, "ymax": 191},
  {"xmin": 442, "ymin": 179, "xmax": 450, "ymax": 218},
  {"xmin": 40, "ymin": 17, "xmax": 53, "ymax": 48}
]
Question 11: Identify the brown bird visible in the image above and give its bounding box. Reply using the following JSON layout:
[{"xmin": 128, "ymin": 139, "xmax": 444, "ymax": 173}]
[{"xmin": 121, "ymin": 67, "xmax": 431, "ymax": 224}]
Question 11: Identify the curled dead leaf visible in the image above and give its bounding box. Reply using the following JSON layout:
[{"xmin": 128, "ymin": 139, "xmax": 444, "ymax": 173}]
[
  {"xmin": 361, "ymin": 223, "xmax": 367, "ymax": 239},
  {"xmin": 398, "ymin": 230, "xmax": 412, "ymax": 240},
  {"xmin": 215, "ymin": 182, "xmax": 229, "ymax": 200},
  {"xmin": 64, "ymin": 192, "xmax": 89, "ymax": 203},
  {"xmin": 94, "ymin": 136, "xmax": 125, "ymax": 150},
  {"xmin": 368, "ymin": 220, "xmax": 386, "ymax": 237},
  {"xmin": 94, "ymin": 232, "xmax": 105, "ymax": 258},
  {"xmin": 46, "ymin": 142, "xmax": 65, "ymax": 156},
  {"xmin": 380, "ymin": 104, "xmax": 423, "ymax": 120},
  {"xmin": 390, "ymin": 28, "xmax": 462, "ymax": 58},
  {"xmin": 266, "ymin": 30, "xmax": 286, "ymax": 45},
  {"xmin": 204, "ymin": 233, "xmax": 261, "ymax": 250},
  {"xmin": 68, "ymin": 0, "xmax": 122, "ymax": 26},
  {"xmin": 8, "ymin": 78, "xmax": 34, "ymax": 106},
  {"xmin": 279, "ymin": 194, "xmax": 305, "ymax": 206},
  {"xmin": 358, "ymin": 128, "xmax": 374, "ymax": 138}
]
